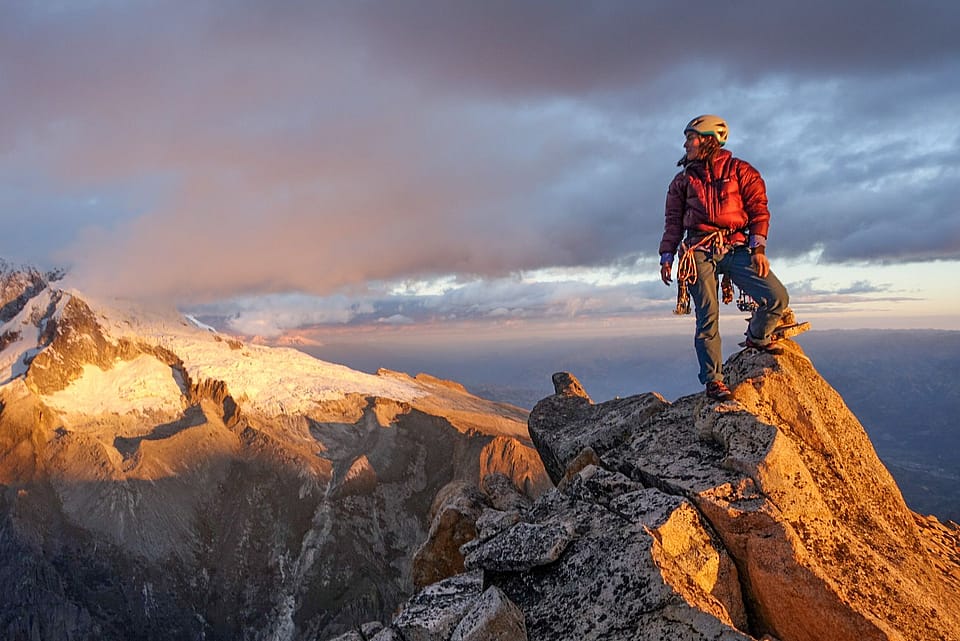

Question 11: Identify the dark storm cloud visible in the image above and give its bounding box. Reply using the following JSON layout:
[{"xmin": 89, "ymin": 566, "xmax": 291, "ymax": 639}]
[
  {"xmin": 342, "ymin": 0, "xmax": 957, "ymax": 93},
  {"xmin": 0, "ymin": 0, "xmax": 957, "ymax": 304}
]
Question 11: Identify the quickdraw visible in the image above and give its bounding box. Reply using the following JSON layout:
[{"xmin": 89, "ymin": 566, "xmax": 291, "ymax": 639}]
[{"xmin": 737, "ymin": 289, "xmax": 759, "ymax": 312}]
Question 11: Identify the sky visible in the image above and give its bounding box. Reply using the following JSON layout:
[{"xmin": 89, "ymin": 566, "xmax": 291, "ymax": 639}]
[{"xmin": 3, "ymin": 0, "xmax": 959, "ymax": 345}]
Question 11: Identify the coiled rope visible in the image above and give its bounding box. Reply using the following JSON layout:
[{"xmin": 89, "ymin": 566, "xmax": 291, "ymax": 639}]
[{"xmin": 673, "ymin": 230, "xmax": 738, "ymax": 315}]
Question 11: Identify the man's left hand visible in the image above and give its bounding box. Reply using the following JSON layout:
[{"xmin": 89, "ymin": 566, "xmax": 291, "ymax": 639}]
[{"xmin": 752, "ymin": 252, "xmax": 770, "ymax": 278}]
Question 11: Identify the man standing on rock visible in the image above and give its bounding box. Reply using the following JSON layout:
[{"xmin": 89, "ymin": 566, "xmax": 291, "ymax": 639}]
[{"xmin": 658, "ymin": 115, "xmax": 790, "ymax": 402}]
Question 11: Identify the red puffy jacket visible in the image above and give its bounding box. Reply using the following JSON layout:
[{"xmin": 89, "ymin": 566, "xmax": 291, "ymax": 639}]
[{"xmin": 658, "ymin": 149, "xmax": 770, "ymax": 256}]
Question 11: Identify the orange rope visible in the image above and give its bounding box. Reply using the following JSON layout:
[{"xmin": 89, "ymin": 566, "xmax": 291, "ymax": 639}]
[{"xmin": 674, "ymin": 231, "xmax": 724, "ymax": 315}]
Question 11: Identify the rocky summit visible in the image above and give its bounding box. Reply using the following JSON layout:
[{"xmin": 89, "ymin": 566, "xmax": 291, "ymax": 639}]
[
  {"xmin": 354, "ymin": 341, "xmax": 960, "ymax": 641},
  {"xmin": 3, "ymin": 258, "xmax": 959, "ymax": 641},
  {"xmin": 0, "ymin": 264, "xmax": 550, "ymax": 641}
]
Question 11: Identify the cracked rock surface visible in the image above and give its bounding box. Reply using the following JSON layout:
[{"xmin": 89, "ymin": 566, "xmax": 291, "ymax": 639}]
[{"xmin": 382, "ymin": 341, "xmax": 960, "ymax": 641}]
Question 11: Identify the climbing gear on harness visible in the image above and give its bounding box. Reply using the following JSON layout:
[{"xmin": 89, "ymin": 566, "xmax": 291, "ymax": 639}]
[
  {"xmin": 673, "ymin": 231, "xmax": 757, "ymax": 315},
  {"xmin": 721, "ymin": 273, "xmax": 734, "ymax": 305},
  {"xmin": 737, "ymin": 288, "xmax": 758, "ymax": 312},
  {"xmin": 674, "ymin": 230, "xmax": 724, "ymax": 315}
]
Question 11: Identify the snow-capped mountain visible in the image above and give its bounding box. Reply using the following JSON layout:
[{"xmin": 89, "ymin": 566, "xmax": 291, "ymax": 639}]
[{"xmin": 0, "ymin": 262, "xmax": 550, "ymax": 641}]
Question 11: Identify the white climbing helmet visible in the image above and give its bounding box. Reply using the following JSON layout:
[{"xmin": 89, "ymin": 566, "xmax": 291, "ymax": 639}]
[{"xmin": 684, "ymin": 114, "xmax": 729, "ymax": 146}]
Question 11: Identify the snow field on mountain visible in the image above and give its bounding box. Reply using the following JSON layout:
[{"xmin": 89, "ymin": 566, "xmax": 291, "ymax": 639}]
[
  {"xmin": 83, "ymin": 291, "xmax": 426, "ymax": 416},
  {"xmin": 179, "ymin": 341, "xmax": 424, "ymax": 415},
  {"xmin": 41, "ymin": 354, "xmax": 185, "ymax": 416},
  {"xmin": 2, "ymin": 283, "xmax": 427, "ymax": 420}
]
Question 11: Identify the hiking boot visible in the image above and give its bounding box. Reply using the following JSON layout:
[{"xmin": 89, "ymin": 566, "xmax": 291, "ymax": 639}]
[
  {"xmin": 743, "ymin": 336, "xmax": 784, "ymax": 355},
  {"xmin": 706, "ymin": 381, "xmax": 733, "ymax": 402}
]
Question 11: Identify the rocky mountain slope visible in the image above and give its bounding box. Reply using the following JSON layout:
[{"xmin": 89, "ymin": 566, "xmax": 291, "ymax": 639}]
[
  {"xmin": 352, "ymin": 342, "xmax": 960, "ymax": 641},
  {"xmin": 801, "ymin": 329, "xmax": 960, "ymax": 522},
  {"xmin": 0, "ymin": 262, "xmax": 550, "ymax": 641}
]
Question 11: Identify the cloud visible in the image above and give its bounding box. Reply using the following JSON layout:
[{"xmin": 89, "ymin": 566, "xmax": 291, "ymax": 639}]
[
  {"xmin": 0, "ymin": 0, "xmax": 957, "ymax": 316},
  {"xmin": 192, "ymin": 293, "xmax": 374, "ymax": 338},
  {"xmin": 183, "ymin": 267, "xmax": 921, "ymax": 341},
  {"xmin": 783, "ymin": 277, "xmax": 921, "ymax": 311},
  {"xmin": 341, "ymin": 1, "xmax": 957, "ymax": 93}
]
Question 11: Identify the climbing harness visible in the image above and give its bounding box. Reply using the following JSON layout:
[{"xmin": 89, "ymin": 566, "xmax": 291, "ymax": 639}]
[{"xmin": 673, "ymin": 230, "xmax": 758, "ymax": 315}]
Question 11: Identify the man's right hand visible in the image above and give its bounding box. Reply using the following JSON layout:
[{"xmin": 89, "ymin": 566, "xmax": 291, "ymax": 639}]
[{"xmin": 660, "ymin": 262, "xmax": 673, "ymax": 285}]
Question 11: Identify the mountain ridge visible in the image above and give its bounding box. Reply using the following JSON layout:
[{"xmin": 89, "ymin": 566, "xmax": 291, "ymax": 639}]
[{"xmin": 0, "ymin": 263, "xmax": 550, "ymax": 639}]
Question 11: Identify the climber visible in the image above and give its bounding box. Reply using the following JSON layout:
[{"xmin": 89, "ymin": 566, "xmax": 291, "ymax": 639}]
[{"xmin": 658, "ymin": 115, "xmax": 789, "ymax": 402}]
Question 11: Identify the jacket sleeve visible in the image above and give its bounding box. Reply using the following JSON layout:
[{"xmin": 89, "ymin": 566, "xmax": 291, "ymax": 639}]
[
  {"xmin": 659, "ymin": 173, "xmax": 685, "ymax": 256},
  {"xmin": 735, "ymin": 160, "xmax": 770, "ymax": 239}
]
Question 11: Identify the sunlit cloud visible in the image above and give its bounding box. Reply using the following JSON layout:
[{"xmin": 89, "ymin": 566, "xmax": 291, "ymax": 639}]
[{"xmin": 180, "ymin": 259, "xmax": 956, "ymax": 341}]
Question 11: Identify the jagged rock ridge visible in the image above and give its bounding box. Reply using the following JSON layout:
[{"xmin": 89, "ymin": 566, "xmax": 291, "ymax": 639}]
[
  {"xmin": 0, "ymin": 265, "xmax": 551, "ymax": 641},
  {"xmin": 363, "ymin": 341, "xmax": 960, "ymax": 641}
]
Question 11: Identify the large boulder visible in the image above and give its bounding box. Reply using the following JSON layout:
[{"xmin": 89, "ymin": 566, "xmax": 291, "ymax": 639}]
[
  {"xmin": 529, "ymin": 341, "xmax": 960, "ymax": 641},
  {"xmin": 412, "ymin": 481, "xmax": 490, "ymax": 589},
  {"xmin": 528, "ymin": 372, "xmax": 669, "ymax": 485},
  {"xmin": 412, "ymin": 472, "xmax": 537, "ymax": 589},
  {"xmin": 464, "ymin": 465, "xmax": 750, "ymax": 640}
]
